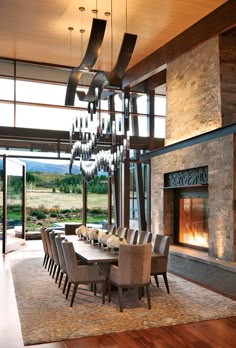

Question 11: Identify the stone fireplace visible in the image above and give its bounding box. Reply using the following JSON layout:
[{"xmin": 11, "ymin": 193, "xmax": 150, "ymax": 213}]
[
  {"xmin": 151, "ymin": 30, "xmax": 236, "ymax": 264},
  {"xmin": 151, "ymin": 131, "xmax": 236, "ymax": 262}
]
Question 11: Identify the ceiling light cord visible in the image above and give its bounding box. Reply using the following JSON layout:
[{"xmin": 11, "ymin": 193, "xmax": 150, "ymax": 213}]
[
  {"xmin": 126, "ymin": 0, "xmax": 128, "ymax": 32},
  {"xmin": 111, "ymin": 0, "xmax": 113, "ymax": 70},
  {"xmin": 68, "ymin": 27, "xmax": 74, "ymax": 57}
]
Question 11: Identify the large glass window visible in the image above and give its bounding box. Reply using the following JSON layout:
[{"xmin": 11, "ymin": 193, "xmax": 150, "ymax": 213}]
[
  {"xmin": 16, "ymin": 80, "xmax": 67, "ymax": 105},
  {"xmin": 0, "ymin": 103, "xmax": 14, "ymax": 126},
  {"xmin": 0, "ymin": 78, "xmax": 14, "ymax": 100},
  {"xmin": 15, "ymin": 104, "xmax": 76, "ymax": 131},
  {"xmin": 155, "ymin": 95, "xmax": 166, "ymax": 116},
  {"xmin": 87, "ymin": 174, "xmax": 109, "ymax": 226},
  {"xmin": 0, "ymin": 160, "xmax": 2, "ymax": 252},
  {"xmin": 136, "ymin": 95, "xmax": 147, "ymax": 114},
  {"xmin": 3, "ymin": 158, "xmax": 25, "ymax": 253},
  {"xmin": 155, "ymin": 95, "xmax": 166, "ymax": 138}
]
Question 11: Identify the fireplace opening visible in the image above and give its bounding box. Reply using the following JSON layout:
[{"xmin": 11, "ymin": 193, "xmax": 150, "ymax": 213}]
[{"xmin": 174, "ymin": 187, "xmax": 208, "ymax": 251}]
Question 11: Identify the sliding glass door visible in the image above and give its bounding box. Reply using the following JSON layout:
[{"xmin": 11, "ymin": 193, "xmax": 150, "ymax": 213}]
[{"xmin": 2, "ymin": 157, "xmax": 26, "ymax": 253}]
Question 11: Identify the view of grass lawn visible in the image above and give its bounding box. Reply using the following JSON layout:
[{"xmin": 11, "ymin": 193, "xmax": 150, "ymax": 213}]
[
  {"xmin": 1, "ymin": 172, "xmax": 111, "ymax": 231},
  {"xmin": 26, "ymin": 190, "xmax": 108, "ymax": 210}
]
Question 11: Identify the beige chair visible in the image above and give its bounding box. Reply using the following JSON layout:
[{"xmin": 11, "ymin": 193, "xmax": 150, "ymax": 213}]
[
  {"xmin": 55, "ymin": 235, "xmax": 68, "ymax": 292},
  {"xmin": 117, "ymin": 226, "xmax": 128, "ymax": 239},
  {"xmin": 107, "ymin": 224, "xmax": 116, "ymax": 234},
  {"xmin": 44, "ymin": 228, "xmax": 54, "ymax": 273},
  {"xmin": 151, "ymin": 234, "xmax": 170, "ymax": 293},
  {"xmin": 138, "ymin": 231, "xmax": 153, "ymax": 244},
  {"xmin": 126, "ymin": 228, "xmax": 138, "ymax": 244},
  {"xmin": 49, "ymin": 231, "xmax": 60, "ymax": 282},
  {"xmin": 40, "ymin": 227, "xmax": 49, "ymax": 268},
  {"xmin": 108, "ymin": 243, "xmax": 152, "ymax": 312},
  {"xmin": 62, "ymin": 241, "xmax": 106, "ymax": 307}
]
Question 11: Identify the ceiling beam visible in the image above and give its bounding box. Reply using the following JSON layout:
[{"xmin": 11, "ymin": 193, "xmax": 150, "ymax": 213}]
[
  {"xmin": 123, "ymin": 0, "xmax": 236, "ymax": 88},
  {"xmin": 0, "ymin": 126, "xmax": 70, "ymax": 142},
  {"xmin": 0, "ymin": 126, "xmax": 164, "ymax": 155}
]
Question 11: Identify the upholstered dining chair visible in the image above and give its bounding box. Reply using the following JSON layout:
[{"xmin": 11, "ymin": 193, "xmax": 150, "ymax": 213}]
[
  {"xmin": 44, "ymin": 228, "xmax": 54, "ymax": 273},
  {"xmin": 62, "ymin": 240, "xmax": 106, "ymax": 307},
  {"xmin": 108, "ymin": 243, "xmax": 152, "ymax": 312},
  {"xmin": 49, "ymin": 231, "xmax": 61, "ymax": 282},
  {"xmin": 117, "ymin": 226, "xmax": 128, "ymax": 239},
  {"xmin": 107, "ymin": 224, "xmax": 116, "ymax": 234},
  {"xmin": 151, "ymin": 234, "xmax": 170, "ymax": 293},
  {"xmin": 138, "ymin": 231, "xmax": 153, "ymax": 244},
  {"xmin": 55, "ymin": 235, "xmax": 68, "ymax": 292},
  {"xmin": 40, "ymin": 227, "xmax": 49, "ymax": 268},
  {"xmin": 126, "ymin": 228, "xmax": 138, "ymax": 244}
]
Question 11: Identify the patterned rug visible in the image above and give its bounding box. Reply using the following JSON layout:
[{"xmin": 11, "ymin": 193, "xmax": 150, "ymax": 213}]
[{"xmin": 10, "ymin": 257, "xmax": 236, "ymax": 346}]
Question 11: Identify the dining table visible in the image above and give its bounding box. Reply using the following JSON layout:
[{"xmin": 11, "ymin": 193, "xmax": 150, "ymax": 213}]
[
  {"xmin": 67, "ymin": 235, "xmax": 160, "ymax": 265},
  {"xmin": 67, "ymin": 235, "xmax": 120, "ymax": 264}
]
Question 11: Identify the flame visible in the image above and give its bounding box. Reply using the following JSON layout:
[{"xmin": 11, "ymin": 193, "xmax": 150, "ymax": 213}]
[
  {"xmin": 180, "ymin": 228, "xmax": 208, "ymax": 248},
  {"xmin": 179, "ymin": 197, "xmax": 208, "ymax": 248}
]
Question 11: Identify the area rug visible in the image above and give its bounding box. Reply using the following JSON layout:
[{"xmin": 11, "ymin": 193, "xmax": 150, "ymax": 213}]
[{"xmin": 10, "ymin": 257, "xmax": 236, "ymax": 346}]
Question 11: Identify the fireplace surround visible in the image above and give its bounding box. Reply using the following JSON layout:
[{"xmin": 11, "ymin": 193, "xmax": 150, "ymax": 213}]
[
  {"xmin": 151, "ymin": 130, "xmax": 236, "ymax": 262},
  {"xmin": 149, "ymin": 129, "xmax": 236, "ymax": 297}
]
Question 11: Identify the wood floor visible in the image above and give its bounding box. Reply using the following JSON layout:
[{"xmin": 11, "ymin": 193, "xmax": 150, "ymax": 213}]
[{"xmin": 0, "ymin": 241, "xmax": 235, "ymax": 348}]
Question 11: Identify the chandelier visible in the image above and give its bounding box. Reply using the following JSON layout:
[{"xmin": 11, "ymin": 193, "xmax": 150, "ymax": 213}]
[{"xmin": 65, "ymin": 2, "xmax": 137, "ymax": 182}]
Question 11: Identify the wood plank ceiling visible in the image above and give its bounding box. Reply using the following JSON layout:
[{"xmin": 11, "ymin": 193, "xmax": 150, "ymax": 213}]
[{"xmin": 0, "ymin": 0, "xmax": 227, "ymax": 72}]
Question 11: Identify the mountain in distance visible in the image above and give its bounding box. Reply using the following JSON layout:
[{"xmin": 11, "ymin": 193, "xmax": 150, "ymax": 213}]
[
  {"xmin": 23, "ymin": 159, "xmax": 80, "ymax": 174},
  {"xmin": 0, "ymin": 158, "xmax": 107, "ymax": 176},
  {"xmin": 0, "ymin": 158, "xmax": 80, "ymax": 174}
]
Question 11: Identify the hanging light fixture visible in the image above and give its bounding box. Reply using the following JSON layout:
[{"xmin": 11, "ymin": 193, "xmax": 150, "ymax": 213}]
[{"xmin": 67, "ymin": 0, "xmax": 137, "ymax": 178}]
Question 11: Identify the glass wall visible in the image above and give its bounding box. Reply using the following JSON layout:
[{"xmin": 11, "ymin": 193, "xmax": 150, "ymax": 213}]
[
  {"xmin": 87, "ymin": 174, "xmax": 110, "ymax": 227},
  {"xmin": 0, "ymin": 160, "xmax": 2, "ymax": 251},
  {"xmin": 2, "ymin": 158, "xmax": 25, "ymax": 253},
  {"xmin": 0, "ymin": 58, "xmax": 166, "ymax": 233}
]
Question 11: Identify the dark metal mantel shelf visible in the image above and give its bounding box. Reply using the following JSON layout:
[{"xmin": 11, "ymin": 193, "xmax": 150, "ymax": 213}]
[{"xmin": 140, "ymin": 123, "xmax": 236, "ymax": 162}]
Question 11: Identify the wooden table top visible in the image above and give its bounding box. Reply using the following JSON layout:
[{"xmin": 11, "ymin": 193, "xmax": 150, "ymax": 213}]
[
  {"xmin": 68, "ymin": 236, "xmax": 119, "ymax": 264},
  {"xmin": 68, "ymin": 235, "xmax": 159, "ymax": 264}
]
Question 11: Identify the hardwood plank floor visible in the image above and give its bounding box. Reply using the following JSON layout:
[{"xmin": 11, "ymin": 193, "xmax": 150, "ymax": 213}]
[{"xmin": 1, "ymin": 241, "xmax": 235, "ymax": 348}]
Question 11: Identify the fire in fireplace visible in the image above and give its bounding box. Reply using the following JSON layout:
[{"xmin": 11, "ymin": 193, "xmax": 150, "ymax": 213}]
[{"xmin": 174, "ymin": 187, "xmax": 208, "ymax": 250}]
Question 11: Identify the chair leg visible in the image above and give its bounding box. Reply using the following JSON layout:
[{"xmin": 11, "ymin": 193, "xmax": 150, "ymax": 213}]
[
  {"xmin": 43, "ymin": 253, "xmax": 47, "ymax": 267},
  {"xmin": 146, "ymin": 283, "xmax": 151, "ymax": 309},
  {"xmin": 52, "ymin": 264, "xmax": 57, "ymax": 278},
  {"xmin": 108, "ymin": 281, "xmax": 111, "ymax": 303},
  {"xmin": 49, "ymin": 260, "xmax": 54, "ymax": 275},
  {"xmin": 58, "ymin": 271, "xmax": 64, "ymax": 288},
  {"xmin": 118, "ymin": 287, "xmax": 123, "ymax": 312},
  {"xmin": 63, "ymin": 275, "xmax": 68, "ymax": 294},
  {"xmin": 101, "ymin": 282, "xmax": 105, "ymax": 304},
  {"xmin": 154, "ymin": 274, "xmax": 159, "ymax": 288},
  {"xmin": 93, "ymin": 283, "xmax": 97, "ymax": 296},
  {"xmin": 48, "ymin": 258, "xmax": 52, "ymax": 272},
  {"xmin": 44, "ymin": 254, "xmax": 49, "ymax": 269},
  {"xmin": 55, "ymin": 266, "xmax": 60, "ymax": 283},
  {"xmin": 163, "ymin": 272, "xmax": 170, "ymax": 294},
  {"xmin": 66, "ymin": 282, "xmax": 71, "ymax": 299},
  {"xmin": 70, "ymin": 283, "xmax": 78, "ymax": 307}
]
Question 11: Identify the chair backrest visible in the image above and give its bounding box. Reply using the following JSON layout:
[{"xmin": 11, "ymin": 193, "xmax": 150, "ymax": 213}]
[
  {"xmin": 126, "ymin": 229, "xmax": 138, "ymax": 244},
  {"xmin": 55, "ymin": 235, "xmax": 66, "ymax": 272},
  {"xmin": 40, "ymin": 227, "xmax": 48, "ymax": 253},
  {"xmin": 62, "ymin": 241, "xmax": 79, "ymax": 282},
  {"xmin": 153, "ymin": 234, "xmax": 170, "ymax": 256},
  {"xmin": 44, "ymin": 228, "xmax": 53, "ymax": 258},
  {"xmin": 107, "ymin": 224, "xmax": 116, "ymax": 234},
  {"xmin": 49, "ymin": 231, "xmax": 59, "ymax": 265},
  {"xmin": 117, "ymin": 226, "xmax": 128, "ymax": 239},
  {"xmin": 118, "ymin": 243, "xmax": 152, "ymax": 285},
  {"xmin": 138, "ymin": 231, "xmax": 153, "ymax": 244}
]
